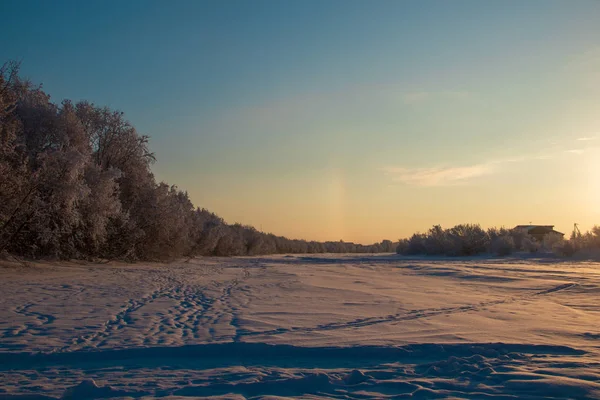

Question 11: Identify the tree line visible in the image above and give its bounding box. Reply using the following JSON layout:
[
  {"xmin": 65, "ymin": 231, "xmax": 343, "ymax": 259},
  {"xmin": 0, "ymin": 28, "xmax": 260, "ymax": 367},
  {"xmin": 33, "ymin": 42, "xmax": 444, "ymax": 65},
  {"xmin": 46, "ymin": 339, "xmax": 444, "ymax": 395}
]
[
  {"xmin": 396, "ymin": 223, "xmax": 600, "ymax": 258},
  {"xmin": 0, "ymin": 62, "xmax": 396, "ymax": 260}
]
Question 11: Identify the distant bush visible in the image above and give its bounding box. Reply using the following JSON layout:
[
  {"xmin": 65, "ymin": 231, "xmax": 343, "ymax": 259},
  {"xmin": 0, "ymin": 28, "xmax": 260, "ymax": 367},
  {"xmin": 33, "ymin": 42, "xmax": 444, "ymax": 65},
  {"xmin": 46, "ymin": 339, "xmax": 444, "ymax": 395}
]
[
  {"xmin": 396, "ymin": 224, "xmax": 531, "ymax": 257},
  {"xmin": 490, "ymin": 235, "xmax": 515, "ymax": 256},
  {"xmin": 397, "ymin": 224, "xmax": 488, "ymax": 257},
  {"xmin": 398, "ymin": 234, "xmax": 427, "ymax": 255},
  {"xmin": 395, "ymin": 239, "xmax": 408, "ymax": 255},
  {"xmin": 520, "ymin": 236, "xmax": 539, "ymax": 253},
  {"xmin": 552, "ymin": 239, "xmax": 577, "ymax": 257},
  {"xmin": 552, "ymin": 225, "xmax": 600, "ymax": 259},
  {"xmin": 542, "ymin": 232, "xmax": 563, "ymax": 252},
  {"xmin": 396, "ymin": 224, "xmax": 600, "ymax": 259},
  {"xmin": 421, "ymin": 225, "xmax": 449, "ymax": 255},
  {"xmin": 446, "ymin": 224, "xmax": 488, "ymax": 256}
]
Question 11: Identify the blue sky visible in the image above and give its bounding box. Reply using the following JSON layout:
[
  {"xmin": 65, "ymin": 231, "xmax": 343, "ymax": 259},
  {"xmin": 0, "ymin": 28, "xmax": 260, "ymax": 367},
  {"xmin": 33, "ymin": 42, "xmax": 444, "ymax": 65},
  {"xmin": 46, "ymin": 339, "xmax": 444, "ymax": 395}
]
[{"xmin": 2, "ymin": 0, "xmax": 600, "ymax": 242}]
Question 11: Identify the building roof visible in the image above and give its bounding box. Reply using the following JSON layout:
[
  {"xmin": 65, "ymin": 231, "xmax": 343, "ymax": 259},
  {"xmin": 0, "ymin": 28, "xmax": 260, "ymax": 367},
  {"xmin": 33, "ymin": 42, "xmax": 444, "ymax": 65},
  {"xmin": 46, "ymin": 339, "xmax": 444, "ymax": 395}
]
[
  {"xmin": 514, "ymin": 225, "xmax": 564, "ymax": 236},
  {"xmin": 514, "ymin": 225, "xmax": 554, "ymax": 230}
]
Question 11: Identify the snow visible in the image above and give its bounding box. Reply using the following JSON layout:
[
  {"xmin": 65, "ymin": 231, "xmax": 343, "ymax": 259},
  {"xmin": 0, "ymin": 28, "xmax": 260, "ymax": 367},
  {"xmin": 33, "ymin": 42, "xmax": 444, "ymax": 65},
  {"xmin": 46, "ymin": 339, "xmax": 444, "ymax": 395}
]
[{"xmin": 1, "ymin": 254, "xmax": 599, "ymax": 399}]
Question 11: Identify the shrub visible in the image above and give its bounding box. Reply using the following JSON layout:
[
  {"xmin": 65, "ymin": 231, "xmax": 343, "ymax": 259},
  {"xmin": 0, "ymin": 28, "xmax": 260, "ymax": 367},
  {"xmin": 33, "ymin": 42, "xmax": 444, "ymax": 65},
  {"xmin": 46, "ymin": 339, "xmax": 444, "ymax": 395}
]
[
  {"xmin": 446, "ymin": 224, "xmax": 489, "ymax": 256},
  {"xmin": 509, "ymin": 228, "xmax": 530, "ymax": 251},
  {"xmin": 521, "ymin": 236, "xmax": 539, "ymax": 253},
  {"xmin": 423, "ymin": 225, "xmax": 451, "ymax": 255},
  {"xmin": 552, "ymin": 240, "xmax": 578, "ymax": 257},
  {"xmin": 542, "ymin": 232, "xmax": 563, "ymax": 251},
  {"xmin": 404, "ymin": 233, "xmax": 427, "ymax": 255},
  {"xmin": 490, "ymin": 235, "xmax": 515, "ymax": 256},
  {"xmin": 396, "ymin": 239, "xmax": 408, "ymax": 254},
  {"xmin": 397, "ymin": 224, "xmax": 491, "ymax": 257}
]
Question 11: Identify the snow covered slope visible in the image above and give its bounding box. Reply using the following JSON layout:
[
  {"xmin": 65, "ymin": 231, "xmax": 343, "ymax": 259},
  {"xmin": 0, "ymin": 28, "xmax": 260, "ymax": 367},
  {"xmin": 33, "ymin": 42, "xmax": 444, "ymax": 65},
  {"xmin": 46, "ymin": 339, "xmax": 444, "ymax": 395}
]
[{"xmin": 1, "ymin": 255, "xmax": 599, "ymax": 399}]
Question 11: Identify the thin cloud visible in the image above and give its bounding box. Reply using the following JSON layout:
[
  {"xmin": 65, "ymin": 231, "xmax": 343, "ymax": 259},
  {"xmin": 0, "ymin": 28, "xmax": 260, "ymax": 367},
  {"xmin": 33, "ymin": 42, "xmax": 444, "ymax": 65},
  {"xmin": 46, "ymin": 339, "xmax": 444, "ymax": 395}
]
[
  {"xmin": 382, "ymin": 163, "xmax": 494, "ymax": 187},
  {"xmin": 382, "ymin": 136, "xmax": 599, "ymax": 188},
  {"xmin": 382, "ymin": 153, "xmax": 556, "ymax": 187}
]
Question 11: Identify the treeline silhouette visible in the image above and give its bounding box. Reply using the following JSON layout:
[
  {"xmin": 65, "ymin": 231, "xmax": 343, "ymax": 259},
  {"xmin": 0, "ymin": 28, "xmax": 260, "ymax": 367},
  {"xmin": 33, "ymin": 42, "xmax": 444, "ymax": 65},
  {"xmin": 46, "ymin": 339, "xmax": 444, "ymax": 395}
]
[
  {"xmin": 397, "ymin": 223, "xmax": 600, "ymax": 257},
  {"xmin": 0, "ymin": 62, "xmax": 396, "ymax": 260}
]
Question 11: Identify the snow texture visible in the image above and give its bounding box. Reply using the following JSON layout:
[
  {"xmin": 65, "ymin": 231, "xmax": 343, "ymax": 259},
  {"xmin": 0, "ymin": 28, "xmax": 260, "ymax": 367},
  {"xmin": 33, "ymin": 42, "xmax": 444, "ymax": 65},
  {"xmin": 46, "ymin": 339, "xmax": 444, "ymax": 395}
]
[{"xmin": 1, "ymin": 254, "xmax": 599, "ymax": 399}]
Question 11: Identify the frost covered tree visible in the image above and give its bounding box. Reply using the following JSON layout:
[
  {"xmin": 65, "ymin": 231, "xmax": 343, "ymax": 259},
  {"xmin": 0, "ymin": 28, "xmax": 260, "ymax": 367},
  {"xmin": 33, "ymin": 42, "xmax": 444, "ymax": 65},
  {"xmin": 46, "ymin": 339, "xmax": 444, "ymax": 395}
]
[
  {"xmin": 0, "ymin": 63, "xmax": 397, "ymax": 260},
  {"xmin": 0, "ymin": 62, "xmax": 30, "ymax": 253}
]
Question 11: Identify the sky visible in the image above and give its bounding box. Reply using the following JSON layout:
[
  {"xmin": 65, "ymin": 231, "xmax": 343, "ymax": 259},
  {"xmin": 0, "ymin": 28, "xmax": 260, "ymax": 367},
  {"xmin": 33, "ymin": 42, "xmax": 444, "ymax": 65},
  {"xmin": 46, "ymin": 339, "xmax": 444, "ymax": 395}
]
[{"xmin": 1, "ymin": 0, "xmax": 600, "ymax": 243}]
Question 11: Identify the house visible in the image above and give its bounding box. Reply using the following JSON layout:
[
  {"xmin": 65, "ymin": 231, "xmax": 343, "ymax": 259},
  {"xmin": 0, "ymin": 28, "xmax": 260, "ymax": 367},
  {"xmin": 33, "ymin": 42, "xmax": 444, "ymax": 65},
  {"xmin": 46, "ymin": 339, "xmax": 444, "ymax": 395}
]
[{"xmin": 514, "ymin": 225, "xmax": 564, "ymax": 242}]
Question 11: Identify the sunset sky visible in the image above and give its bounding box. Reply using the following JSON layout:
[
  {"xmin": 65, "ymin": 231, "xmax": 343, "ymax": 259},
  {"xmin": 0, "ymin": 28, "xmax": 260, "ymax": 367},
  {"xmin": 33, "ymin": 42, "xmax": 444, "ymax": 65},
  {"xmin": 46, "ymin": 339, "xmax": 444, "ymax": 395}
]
[{"xmin": 2, "ymin": 0, "xmax": 600, "ymax": 243}]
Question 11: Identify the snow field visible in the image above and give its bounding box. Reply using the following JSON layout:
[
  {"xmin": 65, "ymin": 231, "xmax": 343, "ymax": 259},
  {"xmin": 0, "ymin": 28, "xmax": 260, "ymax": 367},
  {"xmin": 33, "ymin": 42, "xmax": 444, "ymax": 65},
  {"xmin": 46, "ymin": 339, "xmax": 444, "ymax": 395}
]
[{"xmin": 1, "ymin": 254, "xmax": 599, "ymax": 399}]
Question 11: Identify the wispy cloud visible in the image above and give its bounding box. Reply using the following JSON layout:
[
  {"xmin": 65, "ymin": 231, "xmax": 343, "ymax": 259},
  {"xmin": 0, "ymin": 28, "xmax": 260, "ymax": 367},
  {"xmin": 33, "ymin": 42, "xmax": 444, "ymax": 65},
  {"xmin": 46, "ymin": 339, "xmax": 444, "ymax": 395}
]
[
  {"xmin": 382, "ymin": 134, "xmax": 600, "ymax": 188},
  {"xmin": 382, "ymin": 163, "xmax": 495, "ymax": 187},
  {"xmin": 381, "ymin": 153, "xmax": 554, "ymax": 187}
]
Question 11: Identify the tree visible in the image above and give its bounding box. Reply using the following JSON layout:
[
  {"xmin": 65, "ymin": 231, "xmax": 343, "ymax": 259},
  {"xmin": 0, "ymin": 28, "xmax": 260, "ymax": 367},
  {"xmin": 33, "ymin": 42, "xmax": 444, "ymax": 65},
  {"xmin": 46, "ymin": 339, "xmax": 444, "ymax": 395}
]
[{"xmin": 0, "ymin": 63, "xmax": 399, "ymax": 260}]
